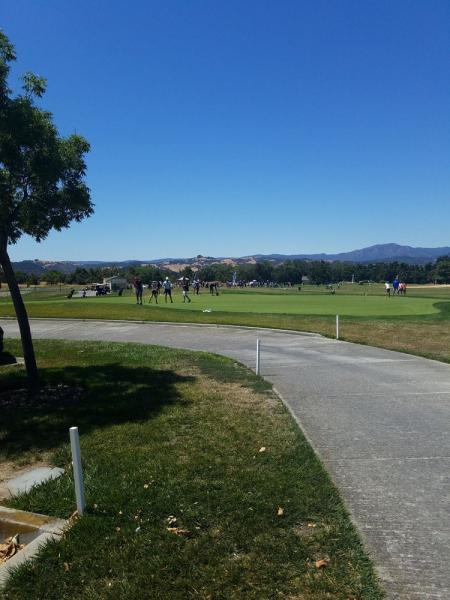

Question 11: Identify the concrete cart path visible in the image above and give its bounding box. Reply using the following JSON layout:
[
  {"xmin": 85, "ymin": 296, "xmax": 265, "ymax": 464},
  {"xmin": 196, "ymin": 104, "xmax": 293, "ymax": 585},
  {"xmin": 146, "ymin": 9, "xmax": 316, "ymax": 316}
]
[{"xmin": 2, "ymin": 318, "xmax": 449, "ymax": 599}]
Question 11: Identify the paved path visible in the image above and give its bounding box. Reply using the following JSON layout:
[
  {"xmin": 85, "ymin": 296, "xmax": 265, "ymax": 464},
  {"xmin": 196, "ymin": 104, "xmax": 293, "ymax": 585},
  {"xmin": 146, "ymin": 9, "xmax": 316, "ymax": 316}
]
[{"xmin": 2, "ymin": 318, "xmax": 449, "ymax": 599}]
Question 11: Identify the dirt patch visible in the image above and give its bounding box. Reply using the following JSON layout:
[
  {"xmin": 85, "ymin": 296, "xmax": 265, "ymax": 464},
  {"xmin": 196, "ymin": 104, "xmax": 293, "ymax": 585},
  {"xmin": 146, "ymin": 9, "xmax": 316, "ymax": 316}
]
[
  {"xmin": 293, "ymin": 522, "xmax": 322, "ymax": 539},
  {"xmin": 0, "ymin": 384, "xmax": 84, "ymax": 409},
  {"xmin": 217, "ymin": 384, "xmax": 279, "ymax": 414}
]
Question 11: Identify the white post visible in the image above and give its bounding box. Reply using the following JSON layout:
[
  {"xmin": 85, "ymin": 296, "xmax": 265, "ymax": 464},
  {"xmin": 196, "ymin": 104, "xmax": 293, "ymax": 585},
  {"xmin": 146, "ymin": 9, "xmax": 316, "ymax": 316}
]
[
  {"xmin": 336, "ymin": 314, "xmax": 339, "ymax": 340},
  {"xmin": 69, "ymin": 427, "xmax": 86, "ymax": 515},
  {"xmin": 256, "ymin": 338, "xmax": 261, "ymax": 375}
]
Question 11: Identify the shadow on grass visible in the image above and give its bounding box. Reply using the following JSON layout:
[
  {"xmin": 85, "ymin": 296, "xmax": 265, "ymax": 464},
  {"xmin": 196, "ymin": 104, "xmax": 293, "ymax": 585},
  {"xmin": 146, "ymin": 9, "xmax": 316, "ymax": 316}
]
[
  {"xmin": 0, "ymin": 362, "xmax": 194, "ymax": 460},
  {"xmin": 0, "ymin": 351, "xmax": 18, "ymax": 365}
]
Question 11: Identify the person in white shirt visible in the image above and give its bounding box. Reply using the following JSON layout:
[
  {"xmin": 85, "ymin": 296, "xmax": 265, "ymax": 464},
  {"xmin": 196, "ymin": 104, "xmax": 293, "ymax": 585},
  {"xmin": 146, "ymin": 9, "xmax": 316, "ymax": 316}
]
[
  {"xmin": 162, "ymin": 277, "xmax": 173, "ymax": 303},
  {"xmin": 385, "ymin": 282, "xmax": 391, "ymax": 297}
]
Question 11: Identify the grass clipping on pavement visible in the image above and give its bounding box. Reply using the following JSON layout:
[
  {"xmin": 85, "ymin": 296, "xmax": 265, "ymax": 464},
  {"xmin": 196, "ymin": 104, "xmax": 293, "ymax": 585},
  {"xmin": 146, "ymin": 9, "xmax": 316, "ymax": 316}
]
[{"xmin": 1, "ymin": 339, "xmax": 382, "ymax": 599}]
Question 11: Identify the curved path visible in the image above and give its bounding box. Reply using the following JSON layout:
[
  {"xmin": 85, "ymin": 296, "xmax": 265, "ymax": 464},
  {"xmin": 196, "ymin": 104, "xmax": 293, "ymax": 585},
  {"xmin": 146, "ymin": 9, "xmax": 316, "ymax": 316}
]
[{"xmin": 2, "ymin": 318, "xmax": 450, "ymax": 599}]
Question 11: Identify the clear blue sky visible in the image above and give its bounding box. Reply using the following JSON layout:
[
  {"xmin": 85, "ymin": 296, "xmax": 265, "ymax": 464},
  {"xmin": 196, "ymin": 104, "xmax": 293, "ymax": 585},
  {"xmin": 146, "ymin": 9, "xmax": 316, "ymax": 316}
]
[{"xmin": 3, "ymin": 0, "xmax": 450, "ymax": 261}]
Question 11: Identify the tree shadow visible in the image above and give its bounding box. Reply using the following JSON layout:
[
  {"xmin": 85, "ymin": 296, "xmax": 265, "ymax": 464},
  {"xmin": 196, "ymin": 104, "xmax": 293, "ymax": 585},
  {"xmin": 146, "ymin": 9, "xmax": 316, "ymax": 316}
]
[
  {"xmin": 0, "ymin": 363, "xmax": 195, "ymax": 459},
  {"xmin": 0, "ymin": 351, "xmax": 18, "ymax": 365}
]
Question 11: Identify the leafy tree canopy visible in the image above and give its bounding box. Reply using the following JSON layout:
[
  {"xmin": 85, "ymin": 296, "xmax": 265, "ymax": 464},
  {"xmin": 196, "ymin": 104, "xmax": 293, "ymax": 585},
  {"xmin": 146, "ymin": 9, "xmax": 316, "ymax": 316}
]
[
  {"xmin": 0, "ymin": 31, "xmax": 93, "ymax": 247},
  {"xmin": 0, "ymin": 30, "xmax": 92, "ymax": 391}
]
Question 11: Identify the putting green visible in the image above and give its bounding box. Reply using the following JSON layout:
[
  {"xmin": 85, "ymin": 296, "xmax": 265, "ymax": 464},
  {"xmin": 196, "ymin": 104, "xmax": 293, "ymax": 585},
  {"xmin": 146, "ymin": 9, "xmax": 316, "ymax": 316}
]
[{"xmin": 37, "ymin": 290, "xmax": 442, "ymax": 317}]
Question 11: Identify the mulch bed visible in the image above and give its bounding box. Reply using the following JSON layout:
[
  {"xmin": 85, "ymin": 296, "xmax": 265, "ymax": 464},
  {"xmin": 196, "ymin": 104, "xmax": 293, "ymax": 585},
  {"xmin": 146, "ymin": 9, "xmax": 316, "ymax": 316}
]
[{"xmin": 0, "ymin": 384, "xmax": 85, "ymax": 409}]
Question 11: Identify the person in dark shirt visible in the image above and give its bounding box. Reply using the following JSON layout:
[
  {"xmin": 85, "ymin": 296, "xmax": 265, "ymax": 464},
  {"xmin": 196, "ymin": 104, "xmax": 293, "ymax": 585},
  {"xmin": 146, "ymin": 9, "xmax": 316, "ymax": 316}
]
[
  {"xmin": 149, "ymin": 281, "xmax": 159, "ymax": 303},
  {"xmin": 182, "ymin": 278, "xmax": 191, "ymax": 303},
  {"xmin": 134, "ymin": 277, "xmax": 143, "ymax": 305}
]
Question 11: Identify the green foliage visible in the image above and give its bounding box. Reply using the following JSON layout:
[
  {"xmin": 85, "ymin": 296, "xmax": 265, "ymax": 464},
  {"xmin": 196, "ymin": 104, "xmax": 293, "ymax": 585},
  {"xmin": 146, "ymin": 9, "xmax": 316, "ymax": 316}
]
[
  {"xmin": 179, "ymin": 266, "xmax": 194, "ymax": 279},
  {"xmin": 434, "ymin": 256, "xmax": 450, "ymax": 283},
  {"xmin": 43, "ymin": 270, "xmax": 65, "ymax": 284},
  {"xmin": 132, "ymin": 265, "xmax": 169, "ymax": 284},
  {"xmin": 0, "ymin": 32, "xmax": 93, "ymax": 246},
  {"xmin": 68, "ymin": 267, "xmax": 96, "ymax": 285},
  {"xmin": 0, "ymin": 30, "xmax": 93, "ymax": 390},
  {"xmin": 25, "ymin": 273, "xmax": 39, "ymax": 286},
  {"xmin": 198, "ymin": 262, "xmax": 234, "ymax": 281},
  {"xmin": 3, "ymin": 258, "xmax": 447, "ymax": 288},
  {"xmin": 21, "ymin": 72, "xmax": 46, "ymax": 98},
  {"xmin": 193, "ymin": 258, "xmax": 441, "ymax": 286}
]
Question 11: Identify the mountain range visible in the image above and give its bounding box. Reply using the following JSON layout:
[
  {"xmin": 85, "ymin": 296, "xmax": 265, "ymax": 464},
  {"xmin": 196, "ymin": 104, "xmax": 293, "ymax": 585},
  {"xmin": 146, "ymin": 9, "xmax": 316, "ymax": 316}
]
[{"xmin": 10, "ymin": 243, "xmax": 450, "ymax": 275}]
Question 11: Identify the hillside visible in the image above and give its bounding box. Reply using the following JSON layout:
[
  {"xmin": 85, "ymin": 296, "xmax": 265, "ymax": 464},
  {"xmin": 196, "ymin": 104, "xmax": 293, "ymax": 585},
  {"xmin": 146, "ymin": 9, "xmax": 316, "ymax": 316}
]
[{"xmin": 9, "ymin": 243, "xmax": 450, "ymax": 275}]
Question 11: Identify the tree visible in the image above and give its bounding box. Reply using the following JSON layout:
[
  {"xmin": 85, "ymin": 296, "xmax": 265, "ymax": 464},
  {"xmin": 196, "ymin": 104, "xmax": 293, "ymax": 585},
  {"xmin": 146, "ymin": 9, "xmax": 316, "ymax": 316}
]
[
  {"xmin": 180, "ymin": 266, "xmax": 194, "ymax": 280},
  {"xmin": 0, "ymin": 32, "xmax": 92, "ymax": 392},
  {"xmin": 70, "ymin": 267, "xmax": 91, "ymax": 285},
  {"xmin": 434, "ymin": 255, "xmax": 450, "ymax": 283},
  {"xmin": 308, "ymin": 261, "xmax": 332, "ymax": 285},
  {"xmin": 44, "ymin": 269, "xmax": 65, "ymax": 285}
]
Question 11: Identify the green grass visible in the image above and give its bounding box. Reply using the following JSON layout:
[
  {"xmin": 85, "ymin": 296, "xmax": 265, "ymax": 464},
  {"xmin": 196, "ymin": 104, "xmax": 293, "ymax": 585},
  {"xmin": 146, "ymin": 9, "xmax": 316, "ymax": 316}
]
[
  {"xmin": 0, "ymin": 339, "xmax": 383, "ymax": 599},
  {"xmin": 1, "ymin": 284, "xmax": 449, "ymax": 363},
  {"xmin": 1, "ymin": 284, "xmax": 445, "ymax": 317}
]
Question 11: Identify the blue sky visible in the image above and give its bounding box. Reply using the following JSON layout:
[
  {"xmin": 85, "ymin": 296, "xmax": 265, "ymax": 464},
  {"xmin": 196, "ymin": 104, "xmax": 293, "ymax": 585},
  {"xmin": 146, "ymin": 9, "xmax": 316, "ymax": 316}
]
[{"xmin": 3, "ymin": 0, "xmax": 450, "ymax": 261}]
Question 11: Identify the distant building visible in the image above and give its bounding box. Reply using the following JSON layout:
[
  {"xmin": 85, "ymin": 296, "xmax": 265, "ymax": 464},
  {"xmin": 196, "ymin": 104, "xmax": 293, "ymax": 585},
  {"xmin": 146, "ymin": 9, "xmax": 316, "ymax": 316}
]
[{"xmin": 103, "ymin": 275, "xmax": 127, "ymax": 291}]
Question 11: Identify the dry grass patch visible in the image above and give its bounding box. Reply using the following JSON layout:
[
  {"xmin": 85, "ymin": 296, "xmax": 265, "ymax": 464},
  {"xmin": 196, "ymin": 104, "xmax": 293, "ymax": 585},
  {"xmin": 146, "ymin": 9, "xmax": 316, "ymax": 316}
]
[{"xmin": 339, "ymin": 319, "xmax": 450, "ymax": 362}]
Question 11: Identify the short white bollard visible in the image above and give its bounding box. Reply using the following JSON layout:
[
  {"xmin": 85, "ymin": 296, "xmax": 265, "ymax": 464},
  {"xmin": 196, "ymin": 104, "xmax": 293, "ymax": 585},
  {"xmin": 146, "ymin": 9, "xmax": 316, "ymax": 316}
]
[
  {"xmin": 256, "ymin": 338, "xmax": 261, "ymax": 375},
  {"xmin": 69, "ymin": 426, "xmax": 86, "ymax": 515},
  {"xmin": 336, "ymin": 314, "xmax": 339, "ymax": 340}
]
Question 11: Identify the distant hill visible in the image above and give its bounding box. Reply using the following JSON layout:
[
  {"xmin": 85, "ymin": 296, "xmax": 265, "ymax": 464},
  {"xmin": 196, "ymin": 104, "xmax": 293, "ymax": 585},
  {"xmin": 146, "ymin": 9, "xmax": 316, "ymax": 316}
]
[
  {"xmin": 10, "ymin": 259, "xmax": 144, "ymax": 276},
  {"xmin": 9, "ymin": 243, "xmax": 450, "ymax": 275},
  {"xmin": 251, "ymin": 243, "xmax": 450, "ymax": 265}
]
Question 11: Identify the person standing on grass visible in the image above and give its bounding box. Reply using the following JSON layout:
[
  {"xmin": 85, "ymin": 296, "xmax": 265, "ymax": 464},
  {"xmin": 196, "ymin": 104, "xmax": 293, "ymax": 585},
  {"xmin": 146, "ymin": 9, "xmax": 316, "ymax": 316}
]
[
  {"xmin": 393, "ymin": 276, "xmax": 399, "ymax": 295},
  {"xmin": 385, "ymin": 281, "xmax": 391, "ymax": 297},
  {"xmin": 149, "ymin": 281, "xmax": 159, "ymax": 303},
  {"xmin": 182, "ymin": 277, "xmax": 191, "ymax": 303},
  {"xmin": 134, "ymin": 277, "xmax": 143, "ymax": 305},
  {"xmin": 162, "ymin": 277, "xmax": 173, "ymax": 303},
  {"xmin": 193, "ymin": 278, "xmax": 200, "ymax": 295}
]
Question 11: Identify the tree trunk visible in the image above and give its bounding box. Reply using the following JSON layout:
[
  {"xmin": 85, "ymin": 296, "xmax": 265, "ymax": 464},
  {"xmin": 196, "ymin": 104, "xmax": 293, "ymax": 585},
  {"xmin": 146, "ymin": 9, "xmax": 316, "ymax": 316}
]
[{"xmin": 0, "ymin": 239, "xmax": 39, "ymax": 393}]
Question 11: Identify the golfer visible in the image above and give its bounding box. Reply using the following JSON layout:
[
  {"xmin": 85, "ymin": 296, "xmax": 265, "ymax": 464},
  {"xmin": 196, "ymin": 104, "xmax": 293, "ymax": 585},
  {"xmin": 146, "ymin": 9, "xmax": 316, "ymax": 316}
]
[
  {"xmin": 133, "ymin": 277, "xmax": 143, "ymax": 305},
  {"xmin": 393, "ymin": 276, "xmax": 399, "ymax": 295},
  {"xmin": 149, "ymin": 281, "xmax": 159, "ymax": 303},
  {"xmin": 182, "ymin": 278, "xmax": 191, "ymax": 303},
  {"xmin": 162, "ymin": 277, "xmax": 173, "ymax": 303}
]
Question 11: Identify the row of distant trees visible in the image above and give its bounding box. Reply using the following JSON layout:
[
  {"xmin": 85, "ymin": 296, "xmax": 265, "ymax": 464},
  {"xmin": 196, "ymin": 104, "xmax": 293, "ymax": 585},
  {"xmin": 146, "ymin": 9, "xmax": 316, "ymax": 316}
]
[
  {"xmin": 193, "ymin": 256, "xmax": 450, "ymax": 285},
  {"xmin": 4, "ymin": 255, "xmax": 450, "ymax": 287},
  {"xmin": 0, "ymin": 264, "xmax": 174, "ymax": 286},
  {"xmin": 157, "ymin": 256, "xmax": 450, "ymax": 285}
]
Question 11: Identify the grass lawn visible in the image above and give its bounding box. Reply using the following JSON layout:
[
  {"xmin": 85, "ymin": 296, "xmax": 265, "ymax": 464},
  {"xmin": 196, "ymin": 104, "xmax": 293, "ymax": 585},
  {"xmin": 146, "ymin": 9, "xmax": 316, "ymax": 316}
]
[
  {"xmin": 0, "ymin": 284, "xmax": 445, "ymax": 317},
  {"xmin": 0, "ymin": 339, "xmax": 382, "ymax": 599},
  {"xmin": 1, "ymin": 284, "xmax": 449, "ymax": 364}
]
